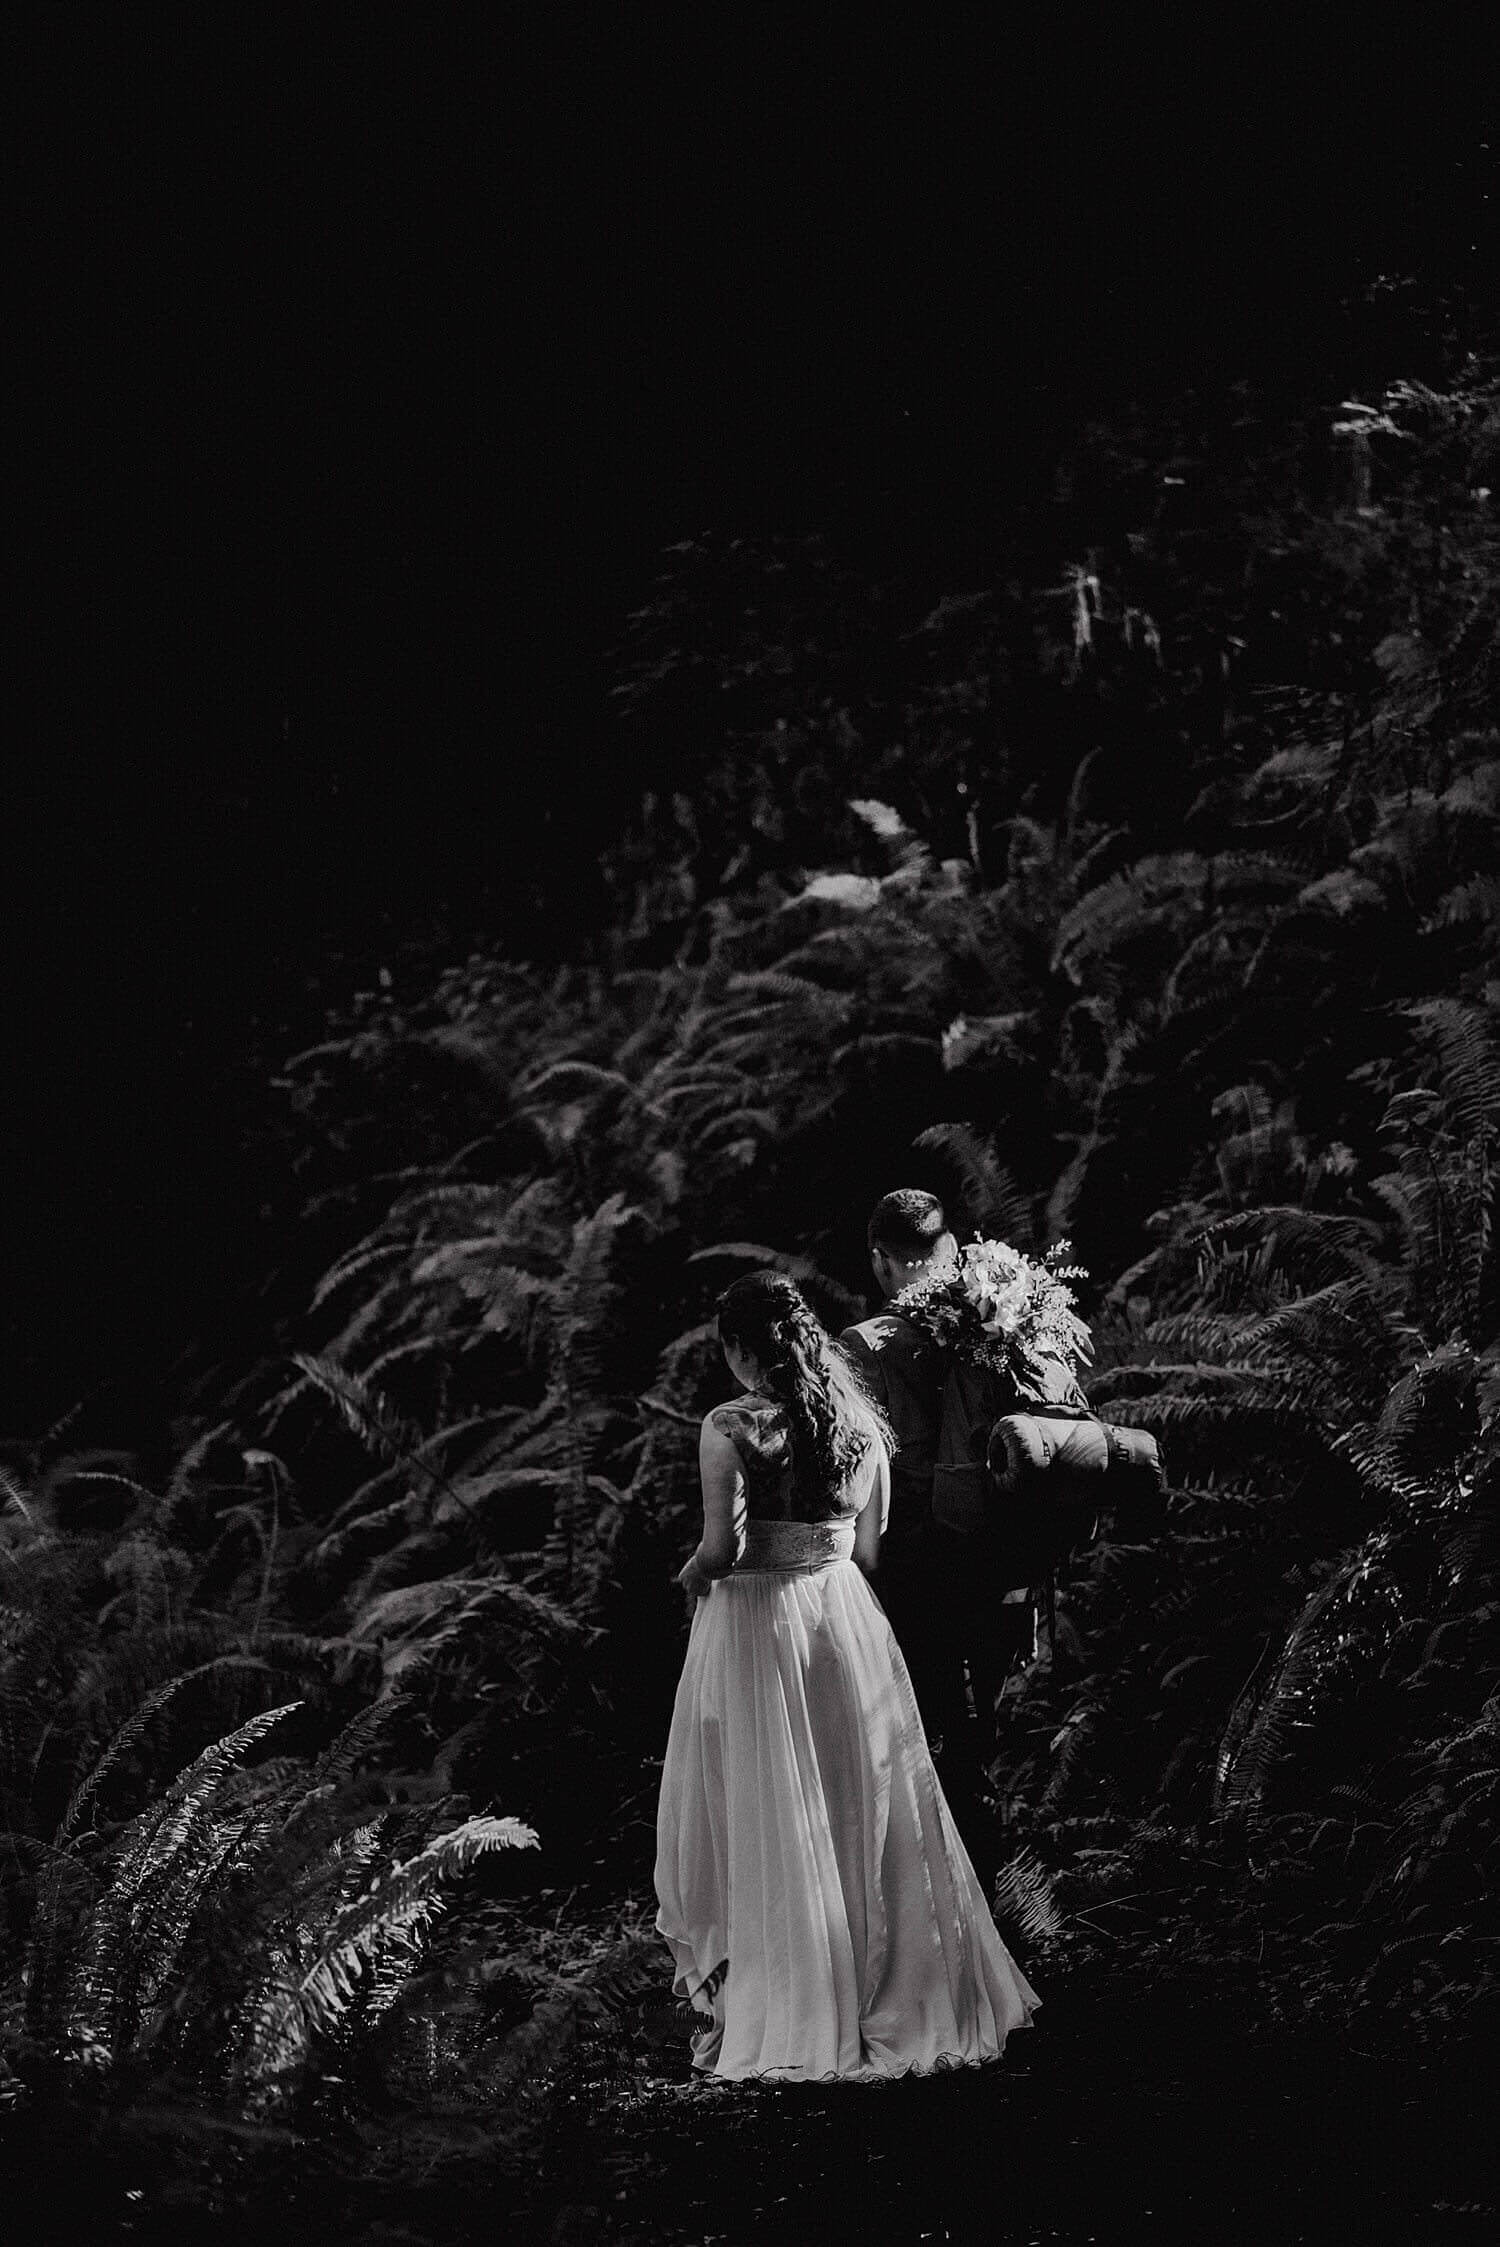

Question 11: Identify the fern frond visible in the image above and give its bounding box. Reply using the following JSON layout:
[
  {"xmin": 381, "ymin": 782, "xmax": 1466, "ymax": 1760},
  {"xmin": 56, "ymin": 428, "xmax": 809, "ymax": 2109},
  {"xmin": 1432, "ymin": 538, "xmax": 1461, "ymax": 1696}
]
[
  {"xmin": 56, "ymin": 1654, "xmax": 278, "ymax": 1846},
  {"xmin": 1402, "ymin": 999, "xmax": 1500, "ymax": 1143},
  {"xmin": 685, "ymin": 1242, "xmax": 867, "ymax": 1327},
  {"xmin": 66, "ymin": 1702, "xmax": 301, "ymax": 2054},
  {"xmin": 1329, "ymin": 1425, "xmax": 1437, "ymax": 1509},
  {"xmin": 310, "ymin": 1237, "xmax": 411, "ymax": 1317},
  {"xmin": 911, "ymin": 1122, "xmax": 1037, "ymax": 1248},
  {"xmin": 990, "ymin": 1847, "xmax": 1065, "ymax": 1948},
  {"xmin": 1422, "ymin": 872, "xmax": 1500, "ymax": 933},
  {"xmin": 1051, "ymin": 853, "xmax": 1211, "ymax": 985},
  {"xmin": 291, "ymin": 1355, "xmax": 417, "ymax": 1464},
  {"xmin": 554, "ymin": 1194, "xmax": 634, "ymax": 1387},
  {"xmin": 516, "ymin": 1059, "xmax": 634, "ymax": 1104},
  {"xmin": 238, "ymin": 1814, "xmax": 538, "ymax": 2090},
  {"xmin": 347, "ymin": 1572, "xmax": 588, "ymax": 1656}
]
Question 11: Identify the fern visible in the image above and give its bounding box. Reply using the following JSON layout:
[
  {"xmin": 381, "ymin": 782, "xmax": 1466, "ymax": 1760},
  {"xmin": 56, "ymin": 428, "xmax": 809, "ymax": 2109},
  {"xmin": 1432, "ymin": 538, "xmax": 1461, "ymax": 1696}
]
[
  {"xmin": 685, "ymin": 1241, "xmax": 866, "ymax": 1327},
  {"xmin": 55, "ymin": 1653, "xmax": 278, "ymax": 1848},
  {"xmin": 990, "ymin": 1847, "xmax": 1065, "ymax": 1948},
  {"xmin": 290, "ymin": 1353, "xmax": 417, "ymax": 1464},
  {"xmin": 1051, "ymin": 853, "xmax": 1212, "ymax": 986},
  {"xmin": 237, "ymin": 1813, "xmax": 538, "ymax": 2094},
  {"xmin": 911, "ymin": 1122, "xmax": 1037, "ymax": 1249},
  {"xmin": 1401, "ymin": 998, "xmax": 1500, "ymax": 1146},
  {"xmin": 62, "ymin": 1701, "xmax": 301, "ymax": 2056}
]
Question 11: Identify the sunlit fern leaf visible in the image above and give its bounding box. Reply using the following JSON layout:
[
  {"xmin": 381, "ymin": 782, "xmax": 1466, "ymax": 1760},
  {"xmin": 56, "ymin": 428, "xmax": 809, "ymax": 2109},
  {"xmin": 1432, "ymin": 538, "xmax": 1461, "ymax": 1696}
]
[
  {"xmin": 1213, "ymin": 1536, "xmax": 1400, "ymax": 1821},
  {"xmin": 157, "ymin": 1422, "xmax": 233, "ymax": 1519},
  {"xmin": 1401, "ymin": 998, "xmax": 1500, "ymax": 1144},
  {"xmin": 692, "ymin": 1106, "xmax": 783, "ymax": 1153},
  {"xmin": 223, "ymin": 1805, "xmax": 405, "ymax": 1962},
  {"xmin": 65, "ymin": 1701, "xmax": 301, "ymax": 2054},
  {"xmin": 1367, "ymin": 1169, "xmax": 1445, "ymax": 1273},
  {"xmin": 1231, "ymin": 1280, "xmax": 1403, "ymax": 1392},
  {"xmin": 60, "ymin": 1620, "xmax": 329, "ymax": 1755},
  {"xmin": 1051, "ymin": 853, "xmax": 1212, "ymax": 986},
  {"xmin": 339, "ymin": 1526, "xmax": 460, "ymax": 1619},
  {"xmin": 1097, "ymin": 1388, "xmax": 1329, "ymax": 1451},
  {"xmin": 387, "ymin": 1178, "xmax": 529, "ymax": 1228},
  {"xmin": 1039, "ymin": 1701, "xmax": 1106, "ymax": 1819},
  {"xmin": 291, "ymin": 1354, "xmax": 417, "ymax": 1464},
  {"xmin": 541, "ymin": 1194, "xmax": 636, "ymax": 1582},
  {"xmin": 643, "ymin": 1063, "xmax": 750, "ymax": 1108},
  {"xmin": 320, "ymin": 1282, "xmax": 425, "ymax": 1375},
  {"xmin": 1330, "ymin": 1425, "xmax": 1438, "ymax": 1509},
  {"xmin": 1439, "ymin": 1509, "xmax": 1489, "ymax": 1590},
  {"xmin": 912, "ymin": 1122, "xmax": 1037, "ymax": 1249},
  {"xmin": 310, "ymin": 1462, "xmax": 417, "ymax": 1545},
  {"xmin": 1129, "ymin": 1307, "xmax": 1259, "ymax": 1360},
  {"xmin": 346, "ymin": 1573, "xmax": 589, "ymax": 1665},
  {"xmin": 1202, "ymin": 1206, "xmax": 1387, "ymax": 1292},
  {"xmin": 128, "ymin": 1805, "xmax": 261, "ymax": 2028},
  {"xmin": 55, "ymin": 1654, "xmax": 279, "ymax": 1847},
  {"xmin": 516, "ymin": 1059, "xmax": 634, "ymax": 1105},
  {"xmin": 310, "ymin": 1237, "xmax": 411, "ymax": 1317},
  {"xmin": 553, "ymin": 1194, "xmax": 634, "ymax": 1392},
  {"xmin": 1044, "ymin": 1135, "xmax": 1100, "ymax": 1249},
  {"xmin": 238, "ymin": 1813, "xmax": 537, "ymax": 2094},
  {"xmin": 990, "ymin": 1847, "xmax": 1065, "ymax": 1949},
  {"xmin": 1422, "ymin": 872, "xmax": 1500, "ymax": 934},
  {"xmin": 686, "ymin": 1242, "xmax": 866, "ymax": 1328},
  {"xmin": 363, "ymin": 1901, "xmax": 443, "ymax": 2023},
  {"xmin": 120, "ymin": 1703, "xmax": 302, "ymax": 1898},
  {"xmin": 356, "ymin": 1336, "xmax": 454, "ymax": 1392},
  {"xmin": 452, "ymin": 1405, "xmax": 578, "ymax": 1489},
  {"xmin": 462, "ymin": 1926, "xmax": 665, "ymax": 2107},
  {"xmin": 313, "ymin": 1410, "xmax": 519, "ymax": 1538},
  {"xmin": 37, "ymin": 1471, "xmax": 157, "ymax": 1527},
  {"xmin": 407, "ymin": 1238, "xmax": 550, "ymax": 1302},
  {"xmin": 1368, "ymin": 1148, "xmax": 1491, "ymax": 1347},
  {"xmin": 296, "ymin": 1696, "xmax": 409, "ymax": 1808},
  {"xmin": 1376, "ymin": 1346, "xmax": 1483, "ymax": 1471}
]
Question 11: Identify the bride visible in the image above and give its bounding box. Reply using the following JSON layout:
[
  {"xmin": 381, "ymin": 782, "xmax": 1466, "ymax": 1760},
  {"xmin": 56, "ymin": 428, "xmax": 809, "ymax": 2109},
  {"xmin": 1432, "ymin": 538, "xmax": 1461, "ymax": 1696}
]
[{"xmin": 654, "ymin": 1269, "xmax": 1040, "ymax": 2081}]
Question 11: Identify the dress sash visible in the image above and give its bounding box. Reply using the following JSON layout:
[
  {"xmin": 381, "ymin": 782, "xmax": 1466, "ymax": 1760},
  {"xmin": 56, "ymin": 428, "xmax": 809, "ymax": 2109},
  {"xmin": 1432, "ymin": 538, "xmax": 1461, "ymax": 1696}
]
[{"xmin": 734, "ymin": 1518, "xmax": 857, "ymax": 1575}]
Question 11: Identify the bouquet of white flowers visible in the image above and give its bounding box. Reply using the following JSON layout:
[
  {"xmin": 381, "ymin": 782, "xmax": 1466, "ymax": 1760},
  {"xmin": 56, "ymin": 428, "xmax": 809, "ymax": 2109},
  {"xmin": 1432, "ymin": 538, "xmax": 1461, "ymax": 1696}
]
[{"xmin": 892, "ymin": 1236, "xmax": 1093, "ymax": 1401}]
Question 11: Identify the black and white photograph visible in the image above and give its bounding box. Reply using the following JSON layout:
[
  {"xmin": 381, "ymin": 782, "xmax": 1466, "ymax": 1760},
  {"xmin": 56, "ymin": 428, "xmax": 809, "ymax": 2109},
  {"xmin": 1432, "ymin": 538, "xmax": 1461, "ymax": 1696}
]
[{"xmin": 4, "ymin": 17, "xmax": 1498, "ymax": 2242}]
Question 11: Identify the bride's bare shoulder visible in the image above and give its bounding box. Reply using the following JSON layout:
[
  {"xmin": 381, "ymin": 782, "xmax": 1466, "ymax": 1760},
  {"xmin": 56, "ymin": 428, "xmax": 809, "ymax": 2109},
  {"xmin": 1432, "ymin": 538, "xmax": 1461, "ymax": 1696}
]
[{"xmin": 705, "ymin": 1395, "xmax": 783, "ymax": 1452}]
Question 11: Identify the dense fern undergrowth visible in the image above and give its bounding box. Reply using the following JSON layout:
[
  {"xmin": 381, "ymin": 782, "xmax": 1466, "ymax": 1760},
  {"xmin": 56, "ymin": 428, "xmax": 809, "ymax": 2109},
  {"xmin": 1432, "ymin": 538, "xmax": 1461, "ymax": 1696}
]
[{"xmin": 3, "ymin": 347, "xmax": 1499, "ymax": 2188}]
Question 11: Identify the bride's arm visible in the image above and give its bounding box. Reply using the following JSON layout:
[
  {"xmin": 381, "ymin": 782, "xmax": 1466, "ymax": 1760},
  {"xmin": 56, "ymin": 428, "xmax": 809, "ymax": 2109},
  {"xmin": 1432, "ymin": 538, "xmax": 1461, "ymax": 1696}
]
[
  {"xmin": 852, "ymin": 1443, "xmax": 890, "ymax": 1576},
  {"xmin": 677, "ymin": 1416, "xmax": 747, "ymax": 1602}
]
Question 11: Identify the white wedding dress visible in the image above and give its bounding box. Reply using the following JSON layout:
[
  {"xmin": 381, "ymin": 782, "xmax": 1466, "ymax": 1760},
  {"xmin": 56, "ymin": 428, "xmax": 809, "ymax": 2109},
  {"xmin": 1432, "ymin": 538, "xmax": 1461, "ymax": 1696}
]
[{"xmin": 654, "ymin": 1395, "xmax": 1040, "ymax": 2082}]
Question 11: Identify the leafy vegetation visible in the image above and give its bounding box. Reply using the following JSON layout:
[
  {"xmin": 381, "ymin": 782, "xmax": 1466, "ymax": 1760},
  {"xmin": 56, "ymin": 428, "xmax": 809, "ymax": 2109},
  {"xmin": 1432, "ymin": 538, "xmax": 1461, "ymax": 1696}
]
[{"xmin": 3, "ymin": 341, "xmax": 1499, "ymax": 2220}]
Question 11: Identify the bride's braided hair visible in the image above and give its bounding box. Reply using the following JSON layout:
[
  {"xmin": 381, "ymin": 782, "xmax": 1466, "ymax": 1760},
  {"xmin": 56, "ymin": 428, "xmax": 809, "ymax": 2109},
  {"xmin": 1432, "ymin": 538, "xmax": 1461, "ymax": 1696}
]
[{"xmin": 716, "ymin": 1271, "xmax": 891, "ymax": 1501}]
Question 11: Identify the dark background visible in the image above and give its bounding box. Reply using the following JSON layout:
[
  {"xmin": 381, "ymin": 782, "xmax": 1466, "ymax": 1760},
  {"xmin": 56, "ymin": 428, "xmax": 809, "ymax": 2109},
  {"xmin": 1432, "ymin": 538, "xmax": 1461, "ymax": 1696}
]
[{"xmin": 7, "ymin": 19, "xmax": 1496, "ymax": 1428}]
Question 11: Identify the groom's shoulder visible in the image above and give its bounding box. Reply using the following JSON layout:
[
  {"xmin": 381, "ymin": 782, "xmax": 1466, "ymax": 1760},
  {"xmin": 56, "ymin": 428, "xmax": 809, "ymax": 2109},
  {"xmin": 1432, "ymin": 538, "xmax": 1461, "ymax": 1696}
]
[{"xmin": 841, "ymin": 1311, "xmax": 931, "ymax": 1362}]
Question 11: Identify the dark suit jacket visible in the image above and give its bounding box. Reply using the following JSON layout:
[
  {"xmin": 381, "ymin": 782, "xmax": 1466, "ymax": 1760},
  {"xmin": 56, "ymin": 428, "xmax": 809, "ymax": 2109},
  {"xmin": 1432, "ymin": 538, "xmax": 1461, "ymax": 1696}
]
[{"xmin": 840, "ymin": 1311, "xmax": 944, "ymax": 1546}]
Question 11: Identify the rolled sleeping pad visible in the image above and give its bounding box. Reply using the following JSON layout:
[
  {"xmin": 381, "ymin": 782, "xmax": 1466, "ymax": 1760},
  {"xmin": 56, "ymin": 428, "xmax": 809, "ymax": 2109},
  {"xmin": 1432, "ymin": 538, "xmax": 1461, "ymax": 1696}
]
[
  {"xmin": 989, "ymin": 1411, "xmax": 1165, "ymax": 1490},
  {"xmin": 984, "ymin": 1411, "xmax": 1166, "ymax": 1583}
]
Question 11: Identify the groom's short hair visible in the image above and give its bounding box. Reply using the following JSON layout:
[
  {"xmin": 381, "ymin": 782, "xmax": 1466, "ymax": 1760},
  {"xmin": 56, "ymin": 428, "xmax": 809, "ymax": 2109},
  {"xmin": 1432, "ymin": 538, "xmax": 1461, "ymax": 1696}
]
[{"xmin": 867, "ymin": 1189, "xmax": 948, "ymax": 1259}]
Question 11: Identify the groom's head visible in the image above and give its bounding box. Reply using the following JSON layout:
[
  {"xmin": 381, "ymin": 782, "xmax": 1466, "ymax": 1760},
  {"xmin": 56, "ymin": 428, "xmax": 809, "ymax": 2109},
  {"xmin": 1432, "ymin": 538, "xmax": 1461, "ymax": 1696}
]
[{"xmin": 867, "ymin": 1189, "xmax": 958, "ymax": 1302}]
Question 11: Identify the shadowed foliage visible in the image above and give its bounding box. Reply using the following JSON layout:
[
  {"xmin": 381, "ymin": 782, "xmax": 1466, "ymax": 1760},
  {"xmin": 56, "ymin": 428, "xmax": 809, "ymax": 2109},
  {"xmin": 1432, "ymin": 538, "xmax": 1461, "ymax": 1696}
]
[{"xmin": 4, "ymin": 349, "xmax": 1500, "ymax": 2188}]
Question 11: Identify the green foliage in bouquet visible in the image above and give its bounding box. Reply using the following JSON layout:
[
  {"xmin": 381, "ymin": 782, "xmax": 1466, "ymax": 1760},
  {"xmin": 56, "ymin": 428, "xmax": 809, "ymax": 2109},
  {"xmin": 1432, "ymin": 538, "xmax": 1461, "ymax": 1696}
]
[{"xmin": 893, "ymin": 1238, "xmax": 1093, "ymax": 1399}]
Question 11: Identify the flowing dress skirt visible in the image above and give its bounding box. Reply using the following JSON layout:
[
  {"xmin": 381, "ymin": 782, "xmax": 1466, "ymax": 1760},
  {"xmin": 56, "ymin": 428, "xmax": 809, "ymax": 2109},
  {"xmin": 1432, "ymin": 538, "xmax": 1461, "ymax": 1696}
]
[{"xmin": 654, "ymin": 1529, "xmax": 1040, "ymax": 2081}]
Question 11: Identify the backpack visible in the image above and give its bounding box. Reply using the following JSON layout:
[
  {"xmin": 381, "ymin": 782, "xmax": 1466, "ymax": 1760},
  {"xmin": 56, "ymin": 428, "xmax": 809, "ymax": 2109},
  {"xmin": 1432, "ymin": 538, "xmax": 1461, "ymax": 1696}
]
[{"xmin": 930, "ymin": 1351, "xmax": 1167, "ymax": 1648}]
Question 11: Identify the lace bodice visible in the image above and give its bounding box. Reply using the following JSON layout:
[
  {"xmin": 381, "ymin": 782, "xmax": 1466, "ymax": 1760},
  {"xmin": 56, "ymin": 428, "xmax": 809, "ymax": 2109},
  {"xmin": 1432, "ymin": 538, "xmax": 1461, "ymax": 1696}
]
[{"xmin": 708, "ymin": 1394, "xmax": 874, "ymax": 1525}]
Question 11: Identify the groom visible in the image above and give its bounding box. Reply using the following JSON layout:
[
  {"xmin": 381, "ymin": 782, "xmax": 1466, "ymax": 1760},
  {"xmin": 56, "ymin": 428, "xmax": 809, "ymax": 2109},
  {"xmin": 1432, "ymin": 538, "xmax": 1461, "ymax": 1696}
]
[{"xmin": 841, "ymin": 1190, "xmax": 991, "ymax": 1832}]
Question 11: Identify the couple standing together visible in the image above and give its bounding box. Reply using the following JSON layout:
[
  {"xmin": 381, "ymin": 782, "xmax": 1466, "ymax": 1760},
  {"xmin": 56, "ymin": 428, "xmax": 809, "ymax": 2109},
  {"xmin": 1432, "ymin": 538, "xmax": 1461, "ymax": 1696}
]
[{"xmin": 653, "ymin": 1189, "xmax": 1041, "ymax": 2083}]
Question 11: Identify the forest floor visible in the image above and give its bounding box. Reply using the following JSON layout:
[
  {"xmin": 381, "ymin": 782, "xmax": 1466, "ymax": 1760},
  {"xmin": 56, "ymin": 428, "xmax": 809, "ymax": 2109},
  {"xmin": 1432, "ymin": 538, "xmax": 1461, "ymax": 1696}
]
[{"xmin": 5, "ymin": 1902, "xmax": 1498, "ymax": 2247}]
